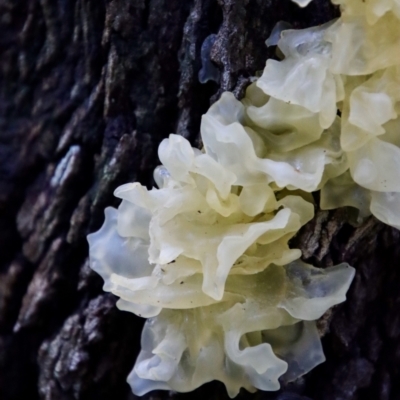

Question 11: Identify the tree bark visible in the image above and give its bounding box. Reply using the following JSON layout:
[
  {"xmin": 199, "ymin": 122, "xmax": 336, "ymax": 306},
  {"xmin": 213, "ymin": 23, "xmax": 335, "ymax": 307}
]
[{"xmin": 0, "ymin": 1, "xmax": 398, "ymax": 399}]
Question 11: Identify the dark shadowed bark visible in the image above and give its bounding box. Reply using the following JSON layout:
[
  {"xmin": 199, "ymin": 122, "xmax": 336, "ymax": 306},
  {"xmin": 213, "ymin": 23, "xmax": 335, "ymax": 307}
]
[{"xmin": 0, "ymin": 1, "xmax": 398, "ymax": 399}]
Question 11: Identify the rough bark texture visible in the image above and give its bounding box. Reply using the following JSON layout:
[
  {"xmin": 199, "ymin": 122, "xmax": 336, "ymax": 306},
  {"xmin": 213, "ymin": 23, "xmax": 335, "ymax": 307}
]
[{"xmin": 0, "ymin": 1, "xmax": 398, "ymax": 399}]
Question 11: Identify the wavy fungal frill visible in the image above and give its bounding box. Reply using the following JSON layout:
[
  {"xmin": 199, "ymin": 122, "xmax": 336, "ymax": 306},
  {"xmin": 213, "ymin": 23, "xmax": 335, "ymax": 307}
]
[
  {"xmin": 88, "ymin": 131, "xmax": 354, "ymax": 396},
  {"xmin": 87, "ymin": 0, "xmax": 400, "ymax": 397}
]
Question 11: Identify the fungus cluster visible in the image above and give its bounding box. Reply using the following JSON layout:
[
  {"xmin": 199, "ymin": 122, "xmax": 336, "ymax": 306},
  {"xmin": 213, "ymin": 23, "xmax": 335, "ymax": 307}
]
[{"xmin": 88, "ymin": 0, "xmax": 400, "ymax": 397}]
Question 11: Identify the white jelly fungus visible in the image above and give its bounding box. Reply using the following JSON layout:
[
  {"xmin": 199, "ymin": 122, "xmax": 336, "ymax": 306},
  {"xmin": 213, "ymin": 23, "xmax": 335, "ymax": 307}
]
[{"xmin": 88, "ymin": 0, "xmax": 400, "ymax": 397}]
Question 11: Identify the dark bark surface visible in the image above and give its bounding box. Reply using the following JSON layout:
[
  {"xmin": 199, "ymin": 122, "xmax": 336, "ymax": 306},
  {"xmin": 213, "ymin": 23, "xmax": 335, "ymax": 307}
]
[{"xmin": 0, "ymin": 1, "xmax": 398, "ymax": 399}]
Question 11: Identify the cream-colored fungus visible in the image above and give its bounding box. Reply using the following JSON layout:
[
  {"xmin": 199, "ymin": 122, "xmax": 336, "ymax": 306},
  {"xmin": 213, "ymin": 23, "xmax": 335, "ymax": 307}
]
[
  {"xmin": 256, "ymin": 0, "xmax": 400, "ymax": 228},
  {"xmin": 291, "ymin": 0, "xmax": 314, "ymax": 7},
  {"xmin": 88, "ymin": 0, "xmax": 400, "ymax": 396},
  {"xmin": 129, "ymin": 261, "xmax": 353, "ymax": 398}
]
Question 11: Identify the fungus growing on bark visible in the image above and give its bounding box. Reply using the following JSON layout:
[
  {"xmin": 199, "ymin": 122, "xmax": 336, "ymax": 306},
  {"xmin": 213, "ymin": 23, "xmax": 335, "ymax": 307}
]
[{"xmin": 88, "ymin": 0, "xmax": 400, "ymax": 396}]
